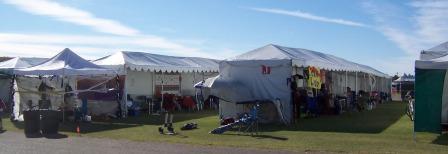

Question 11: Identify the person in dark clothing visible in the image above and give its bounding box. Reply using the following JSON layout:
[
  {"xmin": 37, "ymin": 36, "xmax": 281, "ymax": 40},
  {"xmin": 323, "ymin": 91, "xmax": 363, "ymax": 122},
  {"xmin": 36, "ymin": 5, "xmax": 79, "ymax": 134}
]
[
  {"xmin": 293, "ymin": 90, "xmax": 301, "ymax": 122},
  {"xmin": 0, "ymin": 99, "xmax": 6, "ymax": 131}
]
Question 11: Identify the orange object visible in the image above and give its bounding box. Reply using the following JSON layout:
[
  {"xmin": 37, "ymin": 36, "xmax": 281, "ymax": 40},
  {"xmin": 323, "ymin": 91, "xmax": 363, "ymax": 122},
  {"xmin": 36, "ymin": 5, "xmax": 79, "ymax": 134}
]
[{"xmin": 76, "ymin": 125, "xmax": 81, "ymax": 136}]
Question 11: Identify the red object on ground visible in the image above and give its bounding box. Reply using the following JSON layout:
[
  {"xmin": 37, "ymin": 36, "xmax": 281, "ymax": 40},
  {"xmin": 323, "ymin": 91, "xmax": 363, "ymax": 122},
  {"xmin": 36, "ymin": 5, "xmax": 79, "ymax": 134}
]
[
  {"xmin": 76, "ymin": 125, "xmax": 81, "ymax": 136},
  {"xmin": 221, "ymin": 117, "xmax": 235, "ymax": 125},
  {"xmin": 182, "ymin": 96, "xmax": 196, "ymax": 110}
]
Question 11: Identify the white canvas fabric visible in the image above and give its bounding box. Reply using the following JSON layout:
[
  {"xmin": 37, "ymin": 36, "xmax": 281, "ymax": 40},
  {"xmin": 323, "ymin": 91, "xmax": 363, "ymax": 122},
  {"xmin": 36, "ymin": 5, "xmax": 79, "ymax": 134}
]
[
  {"xmin": 416, "ymin": 56, "xmax": 448, "ymax": 69},
  {"xmin": 214, "ymin": 59, "xmax": 293, "ymax": 122},
  {"xmin": 227, "ymin": 44, "xmax": 389, "ymax": 78},
  {"xmin": 93, "ymin": 51, "xmax": 219, "ymax": 73},
  {"xmin": 14, "ymin": 48, "xmax": 116, "ymax": 76},
  {"xmin": 0, "ymin": 57, "xmax": 47, "ymax": 74},
  {"xmin": 420, "ymin": 41, "xmax": 448, "ymax": 60}
]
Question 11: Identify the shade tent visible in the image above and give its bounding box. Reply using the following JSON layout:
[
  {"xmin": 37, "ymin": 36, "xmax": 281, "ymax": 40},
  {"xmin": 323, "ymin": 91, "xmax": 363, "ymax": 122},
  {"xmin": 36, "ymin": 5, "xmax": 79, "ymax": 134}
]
[
  {"xmin": 420, "ymin": 41, "xmax": 448, "ymax": 60},
  {"xmin": 415, "ymin": 42, "xmax": 448, "ymax": 133},
  {"xmin": 93, "ymin": 51, "xmax": 219, "ymax": 99},
  {"xmin": 0, "ymin": 57, "xmax": 48, "ymax": 74},
  {"xmin": 213, "ymin": 44, "xmax": 390, "ymax": 123},
  {"xmin": 14, "ymin": 48, "xmax": 117, "ymax": 75},
  {"xmin": 0, "ymin": 57, "xmax": 48, "ymax": 111},
  {"xmin": 93, "ymin": 51, "xmax": 219, "ymax": 73},
  {"xmin": 11, "ymin": 48, "xmax": 119, "ymax": 120},
  {"xmin": 227, "ymin": 44, "xmax": 389, "ymax": 78}
]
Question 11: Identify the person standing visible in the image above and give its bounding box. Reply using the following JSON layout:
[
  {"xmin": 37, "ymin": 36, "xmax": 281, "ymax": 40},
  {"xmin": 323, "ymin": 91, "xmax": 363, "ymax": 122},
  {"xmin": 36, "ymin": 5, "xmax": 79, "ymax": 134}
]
[{"xmin": 0, "ymin": 99, "xmax": 6, "ymax": 131}]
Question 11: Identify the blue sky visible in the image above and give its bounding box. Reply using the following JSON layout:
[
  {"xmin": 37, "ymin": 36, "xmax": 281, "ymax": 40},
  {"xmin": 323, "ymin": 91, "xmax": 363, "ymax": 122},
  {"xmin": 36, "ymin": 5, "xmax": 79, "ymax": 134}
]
[{"xmin": 0, "ymin": 0, "xmax": 447, "ymax": 75}]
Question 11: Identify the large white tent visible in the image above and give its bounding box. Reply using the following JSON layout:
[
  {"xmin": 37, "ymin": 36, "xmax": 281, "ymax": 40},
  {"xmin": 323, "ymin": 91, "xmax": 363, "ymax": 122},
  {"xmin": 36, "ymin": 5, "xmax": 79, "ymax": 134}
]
[
  {"xmin": 0, "ymin": 57, "xmax": 47, "ymax": 112},
  {"xmin": 12, "ymin": 48, "xmax": 119, "ymax": 120},
  {"xmin": 213, "ymin": 44, "xmax": 391, "ymax": 123},
  {"xmin": 14, "ymin": 48, "xmax": 116, "ymax": 75},
  {"xmin": 93, "ymin": 51, "xmax": 219, "ymax": 100},
  {"xmin": 0, "ymin": 57, "xmax": 47, "ymax": 74}
]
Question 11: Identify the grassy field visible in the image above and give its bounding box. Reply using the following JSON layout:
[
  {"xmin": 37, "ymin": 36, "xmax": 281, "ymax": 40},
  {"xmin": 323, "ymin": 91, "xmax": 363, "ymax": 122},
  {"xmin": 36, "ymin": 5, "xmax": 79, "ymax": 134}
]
[{"xmin": 2, "ymin": 102, "xmax": 447, "ymax": 153}]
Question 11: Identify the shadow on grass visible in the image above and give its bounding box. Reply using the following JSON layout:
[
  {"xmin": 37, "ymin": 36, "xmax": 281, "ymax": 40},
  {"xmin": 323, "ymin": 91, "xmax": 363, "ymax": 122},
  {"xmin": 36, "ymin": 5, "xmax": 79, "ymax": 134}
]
[
  {"xmin": 432, "ymin": 133, "xmax": 448, "ymax": 146},
  {"xmin": 109, "ymin": 110, "xmax": 217, "ymax": 126},
  {"xmin": 9, "ymin": 110, "xmax": 217, "ymax": 135},
  {"xmin": 220, "ymin": 132, "xmax": 288, "ymax": 141},
  {"xmin": 11, "ymin": 120, "xmax": 140, "ymax": 135},
  {"xmin": 261, "ymin": 102, "xmax": 406, "ymax": 134}
]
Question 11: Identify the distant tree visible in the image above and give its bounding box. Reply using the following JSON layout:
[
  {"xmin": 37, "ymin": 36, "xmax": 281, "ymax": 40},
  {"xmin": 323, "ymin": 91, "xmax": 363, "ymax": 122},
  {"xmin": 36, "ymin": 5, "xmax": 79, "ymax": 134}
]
[{"xmin": 392, "ymin": 74, "xmax": 399, "ymax": 81}]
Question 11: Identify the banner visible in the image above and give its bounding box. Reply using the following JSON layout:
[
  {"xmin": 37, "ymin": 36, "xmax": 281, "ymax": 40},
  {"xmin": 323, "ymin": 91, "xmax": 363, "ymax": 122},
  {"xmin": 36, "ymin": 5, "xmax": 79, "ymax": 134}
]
[{"xmin": 307, "ymin": 67, "xmax": 322, "ymax": 89}]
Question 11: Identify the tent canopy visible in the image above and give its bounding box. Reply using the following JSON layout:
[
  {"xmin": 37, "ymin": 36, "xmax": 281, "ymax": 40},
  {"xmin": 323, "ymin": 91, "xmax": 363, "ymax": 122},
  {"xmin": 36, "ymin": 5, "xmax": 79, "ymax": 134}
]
[
  {"xmin": 420, "ymin": 41, "xmax": 448, "ymax": 60},
  {"xmin": 0, "ymin": 57, "xmax": 47, "ymax": 74},
  {"xmin": 14, "ymin": 48, "xmax": 116, "ymax": 76},
  {"xmin": 227, "ymin": 44, "xmax": 389, "ymax": 78},
  {"xmin": 416, "ymin": 42, "xmax": 448, "ymax": 69},
  {"xmin": 93, "ymin": 51, "xmax": 220, "ymax": 73}
]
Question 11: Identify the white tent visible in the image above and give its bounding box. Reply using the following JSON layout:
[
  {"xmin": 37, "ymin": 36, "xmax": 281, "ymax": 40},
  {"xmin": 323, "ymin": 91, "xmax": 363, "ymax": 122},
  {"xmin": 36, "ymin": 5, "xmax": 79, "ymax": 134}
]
[
  {"xmin": 0, "ymin": 57, "xmax": 47, "ymax": 113},
  {"xmin": 93, "ymin": 51, "xmax": 219, "ymax": 99},
  {"xmin": 0, "ymin": 57, "xmax": 47, "ymax": 74},
  {"xmin": 214, "ymin": 44, "xmax": 391, "ymax": 123},
  {"xmin": 15, "ymin": 48, "xmax": 116, "ymax": 75},
  {"xmin": 12, "ymin": 48, "xmax": 119, "ymax": 120},
  {"xmin": 419, "ymin": 41, "xmax": 448, "ymax": 60}
]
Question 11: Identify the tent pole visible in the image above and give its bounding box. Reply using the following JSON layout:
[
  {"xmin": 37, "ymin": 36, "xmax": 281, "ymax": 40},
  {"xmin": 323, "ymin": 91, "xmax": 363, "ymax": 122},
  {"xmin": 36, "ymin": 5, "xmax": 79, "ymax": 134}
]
[
  {"xmin": 62, "ymin": 76, "xmax": 65, "ymax": 123},
  {"xmin": 9, "ymin": 76, "xmax": 15, "ymax": 118},
  {"xmin": 355, "ymin": 71, "xmax": 358, "ymax": 94},
  {"xmin": 161, "ymin": 71, "xmax": 164, "ymax": 112},
  {"xmin": 122, "ymin": 64, "xmax": 127, "ymax": 118},
  {"xmin": 345, "ymin": 71, "xmax": 348, "ymax": 92}
]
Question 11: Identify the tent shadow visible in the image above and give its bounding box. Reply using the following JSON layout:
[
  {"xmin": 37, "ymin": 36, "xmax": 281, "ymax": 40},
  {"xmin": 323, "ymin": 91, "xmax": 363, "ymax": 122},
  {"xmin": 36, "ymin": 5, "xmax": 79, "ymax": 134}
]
[
  {"xmin": 43, "ymin": 133, "xmax": 68, "ymax": 139},
  {"xmin": 59, "ymin": 122, "xmax": 141, "ymax": 134},
  {"xmin": 11, "ymin": 120, "xmax": 141, "ymax": 135},
  {"xmin": 219, "ymin": 133, "xmax": 288, "ymax": 141},
  {"xmin": 10, "ymin": 110, "xmax": 216, "ymax": 135},
  {"xmin": 432, "ymin": 134, "xmax": 448, "ymax": 146},
  {"xmin": 111, "ymin": 110, "xmax": 217, "ymax": 126},
  {"xmin": 261, "ymin": 103, "xmax": 406, "ymax": 134}
]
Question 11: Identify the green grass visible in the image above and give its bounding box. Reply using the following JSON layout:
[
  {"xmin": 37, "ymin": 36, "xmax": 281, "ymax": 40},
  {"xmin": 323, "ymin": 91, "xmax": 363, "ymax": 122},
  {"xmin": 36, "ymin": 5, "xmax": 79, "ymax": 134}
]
[{"xmin": 2, "ymin": 102, "xmax": 447, "ymax": 153}]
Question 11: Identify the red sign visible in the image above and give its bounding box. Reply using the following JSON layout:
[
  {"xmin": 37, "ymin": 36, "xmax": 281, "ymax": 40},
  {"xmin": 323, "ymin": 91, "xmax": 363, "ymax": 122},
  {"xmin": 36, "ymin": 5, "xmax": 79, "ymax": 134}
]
[{"xmin": 261, "ymin": 65, "xmax": 271, "ymax": 74}]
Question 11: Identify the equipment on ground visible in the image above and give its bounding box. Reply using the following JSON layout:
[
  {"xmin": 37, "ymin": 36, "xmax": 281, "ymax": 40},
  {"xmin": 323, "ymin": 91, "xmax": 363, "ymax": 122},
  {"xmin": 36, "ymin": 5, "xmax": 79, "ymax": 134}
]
[{"xmin": 210, "ymin": 103, "xmax": 259, "ymax": 135}]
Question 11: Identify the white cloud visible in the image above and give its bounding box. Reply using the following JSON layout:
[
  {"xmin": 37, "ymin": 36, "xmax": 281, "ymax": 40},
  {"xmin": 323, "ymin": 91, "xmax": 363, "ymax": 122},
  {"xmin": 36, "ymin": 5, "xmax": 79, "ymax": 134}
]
[
  {"xmin": 0, "ymin": 0, "xmax": 237, "ymax": 60},
  {"xmin": 364, "ymin": 0, "xmax": 448, "ymax": 55},
  {"xmin": 250, "ymin": 7, "xmax": 369, "ymax": 28},
  {"xmin": 4, "ymin": 0, "xmax": 139, "ymax": 36},
  {"xmin": 0, "ymin": 33, "xmax": 221, "ymax": 59},
  {"xmin": 362, "ymin": 0, "xmax": 448, "ymax": 74}
]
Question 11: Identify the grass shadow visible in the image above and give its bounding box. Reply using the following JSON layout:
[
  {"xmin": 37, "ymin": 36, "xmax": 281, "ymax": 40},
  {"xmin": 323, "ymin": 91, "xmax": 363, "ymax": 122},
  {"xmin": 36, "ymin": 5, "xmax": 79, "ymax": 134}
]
[
  {"xmin": 10, "ymin": 117, "xmax": 143, "ymax": 135},
  {"xmin": 220, "ymin": 132, "xmax": 289, "ymax": 141},
  {"xmin": 8, "ymin": 110, "xmax": 217, "ymax": 135},
  {"xmin": 110, "ymin": 110, "xmax": 217, "ymax": 126},
  {"xmin": 432, "ymin": 133, "xmax": 448, "ymax": 146},
  {"xmin": 260, "ymin": 102, "xmax": 406, "ymax": 134}
]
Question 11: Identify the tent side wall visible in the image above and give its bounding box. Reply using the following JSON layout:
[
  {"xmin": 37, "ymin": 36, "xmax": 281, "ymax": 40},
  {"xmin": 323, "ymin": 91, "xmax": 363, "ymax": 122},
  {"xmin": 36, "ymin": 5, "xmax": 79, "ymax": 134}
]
[
  {"xmin": 218, "ymin": 60, "xmax": 293, "ymax": 122},
  {"xmin": 125, "ymin": 70, "xmax": 154, "ymax": 96},
  {"xmin": 0, "ymin": 78, "xmax": 11, "ymax": 107},
  {"xmin": 415, "ymin": 68, "xmax": 444, "ymax": 133}
]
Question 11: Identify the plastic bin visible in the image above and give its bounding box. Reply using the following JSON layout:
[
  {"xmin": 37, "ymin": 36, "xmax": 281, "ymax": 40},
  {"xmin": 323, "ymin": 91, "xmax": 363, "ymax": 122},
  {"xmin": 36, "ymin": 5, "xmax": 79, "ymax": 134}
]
[
  {"xmin": 23, "ymin": 110, "xmax": 41, "ymax": 135},
  {"xmin": 40, "ymin": 110, "xmax": 61, "ymax": 135}
]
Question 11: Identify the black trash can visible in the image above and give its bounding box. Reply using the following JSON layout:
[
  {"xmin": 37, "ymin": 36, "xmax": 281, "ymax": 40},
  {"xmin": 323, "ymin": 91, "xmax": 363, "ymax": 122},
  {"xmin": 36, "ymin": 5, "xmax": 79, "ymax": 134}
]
[
  {"xmin": 40, "ymin": 110, "xmax": 61, "ymax": 135},
  {"xmin": 23, "ymin": 110, "xmax": 41, "ymax": 135}
]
